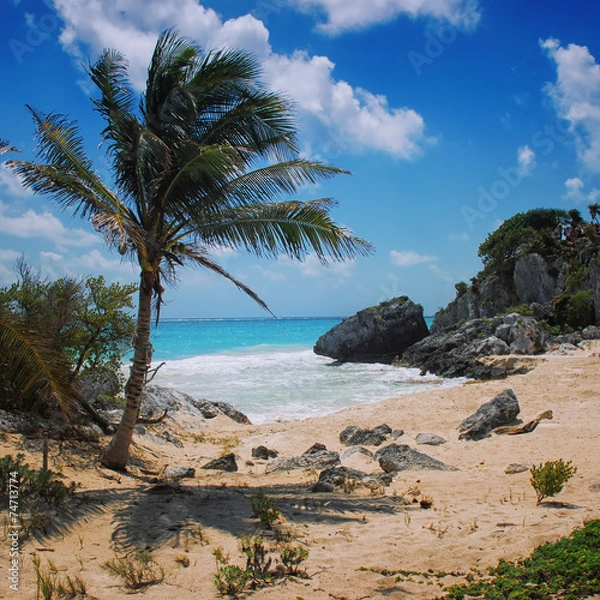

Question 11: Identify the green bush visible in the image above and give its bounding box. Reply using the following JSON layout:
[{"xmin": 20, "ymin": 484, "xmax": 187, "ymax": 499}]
[
  {"xmin": 240, "ymin": 535, "xmax": 272, "ymax": 586},
  {"xmin": 530, "ymin": 459, "xmax": 577, "ymax": 505},
  {"xmin": 250, "ymin": 488, "xmax": 280, "ymax": 529},
  {"xmin": 454, "ymin": 281, "xmax": 468, "ymax": 298},
  {"xmin": 504, "ymin": 303, "xmax": 534, "ymax": 316},
  {"xmin": 445, "ymin": 520, "xmax": 600, "ymax": 599},
  {"xmin": 565, "ymin": 290, "xmax": 595, "ymax": 329},
  {"xmin": 214, "ymin": 565, "xmax": 249, "ymax": 596},
  {"xmin": 213, "ymin": 535, "xmax": 310, "ymax": 596},
  {"xmin": 279, "ymin": 543, "xmax": 309, "ymax": 575},
  {"xmin": 0, "ymin": 454, "xmax": 77, "ymax": 506}
]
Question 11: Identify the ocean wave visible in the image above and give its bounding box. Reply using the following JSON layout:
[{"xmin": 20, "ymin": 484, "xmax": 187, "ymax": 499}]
[{"xmin": 149, "ymin": 347, "xmax": 464, "ymax": 424}]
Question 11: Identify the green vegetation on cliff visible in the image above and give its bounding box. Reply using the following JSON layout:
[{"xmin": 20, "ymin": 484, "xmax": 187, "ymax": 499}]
[
  {"xmin": 434, "ymin": 207, "xmax": 599, "ymax": 332},
  {"xmin": 478, "ymin": 208, "xmax": 567, "ymax": 275}
]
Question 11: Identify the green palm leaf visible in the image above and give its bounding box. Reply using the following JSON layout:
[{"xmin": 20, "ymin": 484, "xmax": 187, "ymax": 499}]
[{"xmin": 0, "ymin": 315, "xmax": 77, "ymax": 417}]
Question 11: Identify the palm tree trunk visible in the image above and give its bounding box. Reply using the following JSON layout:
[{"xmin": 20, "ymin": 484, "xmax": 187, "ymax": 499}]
[{"xmin": 101, "ymin": 271, "xmax": 153, "ymax": 470}]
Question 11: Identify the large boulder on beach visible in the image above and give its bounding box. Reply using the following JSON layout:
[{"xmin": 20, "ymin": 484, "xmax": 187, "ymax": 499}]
[
  {"xmin": 374, "ymin": 444, "xmax": 454, "ymax": 473},
  {"xmin": 311, "ymin": 467, "xmax": 393, "ymax": 493},
  {"xmin": 201, "ymin": 453, "xmax": 238, "ymax": 472},
  {"xmin": 457, "ymin": 389, "xmax": 520, "ymax": 441},
  {"xmin": 265, "ymin": 444, "xmax": 340, "ymax": 473},
  {"xmin": 141, "ymin": 385, "xmax": 251, "ymax": 424},
  {"xmin": 339, "ymin": 424, "xmax": 393, "ymax": 446},
  {"xmin": 313, "ymin": 296, "xmax": 429, "ymax": 363}
]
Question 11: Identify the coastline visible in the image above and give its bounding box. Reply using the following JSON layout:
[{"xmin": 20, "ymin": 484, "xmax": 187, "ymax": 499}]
[{"xmin": 3, "ymin": 342, "xmax": 600, "ymax": 599}]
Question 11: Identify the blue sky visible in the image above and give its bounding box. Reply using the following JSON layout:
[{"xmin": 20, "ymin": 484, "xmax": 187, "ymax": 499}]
[{"xmin": 1, "ymin": 0, "xmax": 600, "ymax": 318}]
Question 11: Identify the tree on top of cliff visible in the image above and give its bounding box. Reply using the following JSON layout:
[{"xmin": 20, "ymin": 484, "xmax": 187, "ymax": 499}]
[{"xmin": 478, "ymin": 208, "xmax": 568, "ymax": 275}]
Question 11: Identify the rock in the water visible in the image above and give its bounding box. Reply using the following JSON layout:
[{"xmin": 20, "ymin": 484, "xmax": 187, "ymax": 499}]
[
  {"xmin": 251, "ymin": 445, "xmax": 279, "ymax": 460},
  {"xmin": 314, "ymin": 297, "xmax": 429, "ymax": 363},
  {"xmin": 374, "ymin": 444, "xmax": 454, "ymax": 473},
  {"xmin": 458, "ymin": 389, "xmax": 520, "ymax": 441},
  {"xmin": 339, "ymin": 424, "xmax": 392, "ymax": 446},
  {"xmin": 201, "ymin": 453, "xmax": 238, "ymax": 472},
  {"xmin": 162, "ymin": 466, "xmax": 195, "ymax": 480},
  {"xmin": 415, "ymin": 433, "xmax": 446, "ymax": 446}
]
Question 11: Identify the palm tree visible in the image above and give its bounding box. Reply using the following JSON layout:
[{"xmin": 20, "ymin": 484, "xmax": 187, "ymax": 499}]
[
  {"xmin": 9, "ymin": 31, "xmax": 372, "ymax": 470},
  {"xmin": 588, "ymin": 203, "xmax": 600, "ymax": 224}
]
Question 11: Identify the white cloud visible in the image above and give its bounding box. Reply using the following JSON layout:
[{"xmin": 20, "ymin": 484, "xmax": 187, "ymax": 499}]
[
  {"xmin": 0, "ymin": 162, "xmax": 32, "ymax": 198},
  {"xmin": 264, "ymin": 253, "xmax": 356, "ymax": 280},
  {"xmin": 293, "ymin": 0, "xmax": 481, "ymax": 34},
  {"xmin": 265, "ymin": 52, "xmax": 430, "ymax": 158},
  {"xmin": 517, "ymin": 144, "xmax": 535, "ymax": 175},
  {"xmin": 390, "ymin": 249, "xmax": 437, "ymax": 267},
  {"xmin": 564, "ymin": 176, "xmax": 584, "ymax": 197},
  {"xmin": 0, "ymin": 204, "xmax": 98, "ymax": 247},
  {"xmin": 73, "ymin": 249, "xmax": 136, "ymax": 274},
  {"xmin": 564, "ymin": 176, "xmax": 600, "ymax": 203},
  {"xmin": 53, "ymin": 0, "xmax": 430, "ymax": 159},
  {"xmin": 542, "ymin": 38, "xmax": 600, "ymax": 172}
]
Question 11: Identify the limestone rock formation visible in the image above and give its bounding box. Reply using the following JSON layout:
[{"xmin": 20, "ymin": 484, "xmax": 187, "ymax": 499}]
[
  {"xmin": 311, "ymin": 466, "xmax": 392, "ymax": 492},
  {"xmin": 141, "ymin": 385, "xmax": 251, "ymax": 424},
  {"xmin": 457, "ymin": 389, "xmax": 520, "ymax": 441},
  {"xmin": 314, "ymin": 297, "xmax": 429, "ymax": 363},
  {"xmin": 265, "ymin": 444, "xmax": 340, "ymax": 473},
  {"xmin": 339, "ymin": 424, "xmax": 393, "ymax": 446},
  {"xmin": 201, "ymin": 453, "xmax": 238, "ymax": 472},
  {"xmin": 373, "ymin": 443, "xmax": 455, "ymax": 473},
  {"xmin": 399, "ymin": 315, "xmax": 547, "ymax": 379}
]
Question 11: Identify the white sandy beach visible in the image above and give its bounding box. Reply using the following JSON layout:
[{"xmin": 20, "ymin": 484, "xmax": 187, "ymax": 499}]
[{"xmin": 2, "ymin": 342, "xmax": 600, "ymax": 599}]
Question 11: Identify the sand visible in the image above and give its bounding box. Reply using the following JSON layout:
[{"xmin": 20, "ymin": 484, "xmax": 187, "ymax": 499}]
[{"xmin": 2, "ymin": 341, "xmax": 600, "ymax": 599}]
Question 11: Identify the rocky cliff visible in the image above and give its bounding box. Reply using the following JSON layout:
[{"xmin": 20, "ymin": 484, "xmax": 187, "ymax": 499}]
[
  {"xmin": 432, "ymin": 250, "xmax": 600, "ymax": 333},
  {"xmin": 313, "ymin": 296, "xmax": 429, "ymax": 363}
]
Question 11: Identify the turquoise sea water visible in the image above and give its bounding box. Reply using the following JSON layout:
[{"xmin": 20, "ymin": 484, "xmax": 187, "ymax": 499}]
[{"xmin": 148, "ymin": 316, "xmax": 454, "ymax": 424}]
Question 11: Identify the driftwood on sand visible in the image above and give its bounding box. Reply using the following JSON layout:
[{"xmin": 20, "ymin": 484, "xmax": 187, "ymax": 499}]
[{"xmin": 493, "ymin": 410, "xmax": 553, "ymax": 435}]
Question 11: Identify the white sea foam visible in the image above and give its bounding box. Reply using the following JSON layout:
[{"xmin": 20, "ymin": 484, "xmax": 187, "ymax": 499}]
[{"xmin": 150, "ymin": 347, "xmax": 465, "ymax": 424}]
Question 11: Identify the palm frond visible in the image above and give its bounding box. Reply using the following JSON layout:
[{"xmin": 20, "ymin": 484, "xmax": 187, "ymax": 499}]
[
  {"xmin": 0, "ymin": 139, "xmax": 19, "ymax": 155},
  {"xmin": 221, "ymin": 160, "xmax": 350, "ymax": 205},
  {"xmin": 197, "ymin": 199, "xmax": 374, "ymax": 262},
  {"xmin": 7, "ymin": 107, "xmax": 128, "ymax": 219},
  {"xmin": 0, "ymin": 315, "xmax": 78, "ymax": 417},
  {"xmin": 182, "ymin": 248, "xmax": 275, "ymax": 317},
  {"xmin": 196, "ymin": 88, "xmax": 298, "ymax": 160},
  {"xmin": 144, "ymin": 30, "xmax": 198, "ymax": 132}
]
